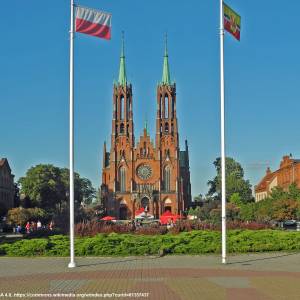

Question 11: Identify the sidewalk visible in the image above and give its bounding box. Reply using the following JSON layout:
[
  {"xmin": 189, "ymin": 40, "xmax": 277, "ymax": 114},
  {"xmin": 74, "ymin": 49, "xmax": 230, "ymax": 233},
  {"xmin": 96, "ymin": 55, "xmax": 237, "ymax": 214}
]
[{"xmin": 0, "ymin": 253, "xmax": 300, "ymax": 299}]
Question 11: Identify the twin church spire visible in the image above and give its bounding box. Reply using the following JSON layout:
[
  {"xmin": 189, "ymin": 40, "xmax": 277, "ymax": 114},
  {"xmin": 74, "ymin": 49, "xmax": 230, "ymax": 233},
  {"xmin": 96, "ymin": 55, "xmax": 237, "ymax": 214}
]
[
  {"xmin": 117, "ymin": 33, "xmax": 171, "ymax": 86},
  {"xmin": 118, "ymin": 32, "xmax": 127, "ymax": 86},
  {"xmin": 161, "ymin": 34, "xmax": 171, "ymax": 85}
]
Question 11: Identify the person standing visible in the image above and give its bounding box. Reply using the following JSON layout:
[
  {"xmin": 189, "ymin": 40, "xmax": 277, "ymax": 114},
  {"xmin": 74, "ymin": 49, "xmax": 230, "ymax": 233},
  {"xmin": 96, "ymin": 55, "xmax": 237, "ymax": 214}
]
[
  {"xmin": 25, "ymin": 222, "xmax": 30, "ymax": 234},
  {"xmin": 49, "ymin": 221, "xmax": 54, "ymax": 231},
  {"xmin": 37, "ymin": 220, "xmax": 42, "ymax": 230}
]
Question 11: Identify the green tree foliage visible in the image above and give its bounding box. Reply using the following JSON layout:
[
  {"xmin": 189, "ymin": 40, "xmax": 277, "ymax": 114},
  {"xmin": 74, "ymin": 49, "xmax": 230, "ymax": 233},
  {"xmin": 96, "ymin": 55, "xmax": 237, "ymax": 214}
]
[
  {"xmin": 18, "ymin": 164, "xmax": 96, "ymax": 213},
  {"xmin": 207, "ymin": 157, "xmax": 254, "ymax": 203},
  {"xmin": 239, "ymin": 185, "xmax": 300, "ymax": 222},
  {"xmin": 6, "ymin": 207, "xmax": 47, "ymax": 226},
  {"xmin": 229, "ymin": 193, "xmax": 243, "ymax": 206}
]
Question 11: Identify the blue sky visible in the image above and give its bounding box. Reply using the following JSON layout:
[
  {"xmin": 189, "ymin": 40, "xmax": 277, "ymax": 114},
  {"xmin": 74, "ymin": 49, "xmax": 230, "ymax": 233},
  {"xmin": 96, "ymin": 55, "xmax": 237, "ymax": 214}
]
[{"xmin": 1, "ymin": 0, "xmax": 300, "ymax": 197}]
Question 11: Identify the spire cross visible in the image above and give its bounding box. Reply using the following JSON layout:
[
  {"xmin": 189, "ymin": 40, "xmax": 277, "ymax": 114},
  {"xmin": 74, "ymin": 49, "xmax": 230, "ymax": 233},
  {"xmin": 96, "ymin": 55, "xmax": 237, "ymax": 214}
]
[{"xmin": 164, "ymin": 32, "xmax": 168, "ymax": 57}]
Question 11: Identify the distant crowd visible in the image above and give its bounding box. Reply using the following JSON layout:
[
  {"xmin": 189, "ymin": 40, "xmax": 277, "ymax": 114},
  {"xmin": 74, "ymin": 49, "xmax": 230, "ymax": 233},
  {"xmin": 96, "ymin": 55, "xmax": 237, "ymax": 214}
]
[{"xmin": 14, "ymin": 221, "xmax": 54, "ymax": 234}]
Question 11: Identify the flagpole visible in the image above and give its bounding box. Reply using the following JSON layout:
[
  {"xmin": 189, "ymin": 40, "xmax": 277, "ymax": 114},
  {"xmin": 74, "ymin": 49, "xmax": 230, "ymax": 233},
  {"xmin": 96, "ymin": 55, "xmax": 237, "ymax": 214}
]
[
  {"xmin": 68, "ymin": 0, "xmax": 76, "ymax": 268},
  {"xmin": 220, "ymin": 0, "xmax": 227, "ymax": 264}
]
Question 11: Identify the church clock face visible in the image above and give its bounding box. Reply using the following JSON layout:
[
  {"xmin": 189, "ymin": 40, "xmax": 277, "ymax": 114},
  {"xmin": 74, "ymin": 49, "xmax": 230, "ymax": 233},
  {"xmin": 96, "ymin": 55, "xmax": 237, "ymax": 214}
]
[{"xmin": 137, "ymin": 164, "xmax": 152, "ymax": 180}]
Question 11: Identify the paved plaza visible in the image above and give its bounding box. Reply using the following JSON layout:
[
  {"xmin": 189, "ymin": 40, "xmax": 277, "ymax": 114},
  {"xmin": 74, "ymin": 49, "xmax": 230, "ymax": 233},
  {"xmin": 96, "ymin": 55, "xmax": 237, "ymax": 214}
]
[{"xmin": 0, "ymin": 253, "xmax": 300, "ymax": 299}]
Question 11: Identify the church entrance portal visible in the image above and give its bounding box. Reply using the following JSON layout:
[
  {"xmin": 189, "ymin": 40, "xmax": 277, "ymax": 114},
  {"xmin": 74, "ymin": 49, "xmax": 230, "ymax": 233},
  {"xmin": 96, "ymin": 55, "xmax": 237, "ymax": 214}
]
[
  {"xmin": 141, "ymin": 197, "xmax": 150, "ymax": 211},
  {"xmin": 119, "ymin": 206, "xmax": 127, "ymax": 220}
]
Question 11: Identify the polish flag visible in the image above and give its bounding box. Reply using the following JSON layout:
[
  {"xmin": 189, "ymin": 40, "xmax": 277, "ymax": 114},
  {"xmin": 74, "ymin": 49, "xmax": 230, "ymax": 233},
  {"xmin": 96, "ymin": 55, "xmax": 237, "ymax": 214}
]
[{"xmin": 75, "ymin": 6, "xmax": 111, "ymax": 40}]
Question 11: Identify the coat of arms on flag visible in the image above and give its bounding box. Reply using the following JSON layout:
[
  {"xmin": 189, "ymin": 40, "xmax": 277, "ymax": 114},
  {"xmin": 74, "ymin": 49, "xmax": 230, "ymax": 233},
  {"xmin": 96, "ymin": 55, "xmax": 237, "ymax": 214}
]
[{"xmin": 223, "ymin": 2, "xmax": 241, "ymax": 41}]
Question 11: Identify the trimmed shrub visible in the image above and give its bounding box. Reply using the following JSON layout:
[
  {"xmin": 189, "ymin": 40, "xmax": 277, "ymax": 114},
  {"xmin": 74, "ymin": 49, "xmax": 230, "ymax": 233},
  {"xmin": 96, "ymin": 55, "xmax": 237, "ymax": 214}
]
[
  {"xmin": 0, "ymin": 230, "xmax": 300, "ymax": 257},
  {"xmin": 0, "ymin": 239, "xmax": 49, "ymax": 256}
]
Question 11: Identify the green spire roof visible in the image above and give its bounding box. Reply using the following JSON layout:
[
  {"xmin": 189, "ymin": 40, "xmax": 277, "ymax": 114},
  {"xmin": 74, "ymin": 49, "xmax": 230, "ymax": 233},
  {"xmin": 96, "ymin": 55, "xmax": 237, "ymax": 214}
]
[
  {"xmin": 144, "ymin": 117, "xmax": 148, "ymax": 134},
  {"xmin": 118, "ymin": 32, "xmax": 127, "ymax": 87},
  {"xmin": 161, "ymin": 34, "xmax": 171, "ymax": 85}
]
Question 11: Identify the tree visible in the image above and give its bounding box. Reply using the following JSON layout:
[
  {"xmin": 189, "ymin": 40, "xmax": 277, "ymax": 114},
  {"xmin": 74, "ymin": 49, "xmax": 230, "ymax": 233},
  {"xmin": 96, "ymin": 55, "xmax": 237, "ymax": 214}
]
[
  {"xmin": 19, "ymin": 164, "xmax": 65, "ymax": 210},
  {"xmin": 272, "ymin": 199, "xmax": 299, "ymax": 221},
  {"xmin": 60, "ymin": 168, "xmax": 96, "ymax": 207},
  {"xmin": 239, "ymin": 202, "xmax": 256, "ymax": 221},
  {"xmin": 207, "ymin": 157, "xmax": 254, "ymax": 203},
  {"xmin": 229, "ymin": 193, "xmax": 243, "ymax": 206},
  {"xmin": 288, "ymin": 183, "xmax": 300, "ymax": 201},
  {"xmin": 19, "ymin": 164, "xmax": 96, "ymax": 213},
  {"xmin": 6, "ymin": 207, "xmax": 48, "ymax": 226},
  {"xmin": 269, "ymin": 186, "xmax": 288, "ymax": 201},
  {"xmin": 13, "ymin": 183, "xmax": 20, "ymax": 207}
]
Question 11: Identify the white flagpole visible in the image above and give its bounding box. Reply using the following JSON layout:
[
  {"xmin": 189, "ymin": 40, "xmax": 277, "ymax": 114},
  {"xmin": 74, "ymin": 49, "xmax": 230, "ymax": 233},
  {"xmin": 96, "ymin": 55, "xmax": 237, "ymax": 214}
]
[
  {"xmin": 68, "ymin": 0, "xmax": 76, "ymax": 268},
  {"xmin": 220, "ymin": 0, "xmax": 227, "ymax": 264}
]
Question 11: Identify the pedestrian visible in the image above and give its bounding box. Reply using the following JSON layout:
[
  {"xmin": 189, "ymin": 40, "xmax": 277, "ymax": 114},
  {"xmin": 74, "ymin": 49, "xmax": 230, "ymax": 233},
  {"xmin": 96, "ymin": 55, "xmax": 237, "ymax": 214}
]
[
  {"xmin": 37, "ymin": 220, "xmax": 42, "ymax": 230},
  {"xmin": 49, "ymin": 221, "xmax": 54, "ymax": 231},
  {"xmin": 25, "ymin": 222, "xmax": 30, "ymax": 234},
  {"xmin": 31, "ymin": 221, "xmax": 36, "ymax": 231}
]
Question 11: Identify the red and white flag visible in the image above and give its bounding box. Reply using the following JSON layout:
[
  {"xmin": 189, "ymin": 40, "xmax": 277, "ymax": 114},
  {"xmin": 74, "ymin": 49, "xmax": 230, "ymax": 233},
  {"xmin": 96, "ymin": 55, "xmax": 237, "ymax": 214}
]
[{"xmin": 75, "ymin": 6, "xmax": 111, "ymax": 40}]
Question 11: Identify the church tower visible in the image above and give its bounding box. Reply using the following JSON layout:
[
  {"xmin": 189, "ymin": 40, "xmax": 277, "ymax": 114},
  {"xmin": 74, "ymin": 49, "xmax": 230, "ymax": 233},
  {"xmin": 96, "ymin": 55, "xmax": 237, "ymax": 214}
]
[
  {"xmin": 102, "ymin": 35, "xmax": 135, "ymax": 218},
  {"xmin": 155, "ymin": 37, "xmax": 181, "ymax": 213}
]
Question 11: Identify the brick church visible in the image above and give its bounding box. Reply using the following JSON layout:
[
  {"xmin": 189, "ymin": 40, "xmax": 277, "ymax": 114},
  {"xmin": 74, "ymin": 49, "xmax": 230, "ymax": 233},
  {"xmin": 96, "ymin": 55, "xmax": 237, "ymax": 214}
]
[{"xmin": 101, "ymin": 38, "xmax": 192, "ymax": 220}]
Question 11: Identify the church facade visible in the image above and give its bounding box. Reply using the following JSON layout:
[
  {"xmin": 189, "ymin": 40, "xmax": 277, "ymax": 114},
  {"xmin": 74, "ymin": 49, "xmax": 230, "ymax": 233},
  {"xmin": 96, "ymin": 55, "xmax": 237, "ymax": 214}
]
[{"xmin": 101, "ymin": 39, "xmax": 192, "ymax": 219}]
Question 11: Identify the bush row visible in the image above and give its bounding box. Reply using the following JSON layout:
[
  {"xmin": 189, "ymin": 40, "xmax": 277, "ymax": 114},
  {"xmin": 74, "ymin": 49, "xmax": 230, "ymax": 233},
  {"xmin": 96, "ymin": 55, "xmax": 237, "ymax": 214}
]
[
  {"xmin": 0, "ymin": 230, "xmax": 300, "ymax": 257},
  {"xmin": 75, "ymin": 220, "xmax": 271, "ymax": 237}
]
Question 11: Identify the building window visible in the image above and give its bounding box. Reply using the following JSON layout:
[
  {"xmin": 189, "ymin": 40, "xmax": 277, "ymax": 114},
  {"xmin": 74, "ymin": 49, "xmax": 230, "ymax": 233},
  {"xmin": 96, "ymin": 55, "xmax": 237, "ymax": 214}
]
[
  {"xmin": 164, "ymin": 94, "xmax": 169, "ymax": 118},
  {"xmin": 172, "ymin": 98, "xmax": 175, "ymax": 118},
  {"xmin": 164, "ymin": 166, "xmax": 171, "ymax": 191},
  {"xmin": 120, "ymin": 95, "xmax": 124, "ymax": 120},
  {"xmin": 126, "ymin": 97, "xmax": 130, "ymax": 119},
  {"xmin": 119, "ymin": 167, "xmax": 126, "ymax": 192},
  {"xmin": 160, "ymin": 95, "xmax": 163, "ymax": 118},
  {"xmin": 165, "ymin": 122, "xmax": 169, "ymax": 133},
  {"xmin": 120, "ymin": 123, "xmax": 125, "ymax": 134},
  {"xmin": 115, "ymin": 96, "xmax": 118, "ymax": 118}
]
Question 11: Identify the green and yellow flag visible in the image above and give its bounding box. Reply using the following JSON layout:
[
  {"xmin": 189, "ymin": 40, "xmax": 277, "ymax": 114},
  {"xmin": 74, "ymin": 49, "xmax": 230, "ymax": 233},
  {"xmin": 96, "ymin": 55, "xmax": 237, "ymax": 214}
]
[{"xmin": 223, "ymin": 3, "xmax": 241, "ymax": 41}]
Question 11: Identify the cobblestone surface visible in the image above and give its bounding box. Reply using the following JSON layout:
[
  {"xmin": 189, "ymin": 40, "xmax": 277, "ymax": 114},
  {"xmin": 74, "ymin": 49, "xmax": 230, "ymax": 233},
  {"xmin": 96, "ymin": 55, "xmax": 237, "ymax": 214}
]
[{"xmin": 0, "ymin": 253, "xmax": 299, "ymax": 299}]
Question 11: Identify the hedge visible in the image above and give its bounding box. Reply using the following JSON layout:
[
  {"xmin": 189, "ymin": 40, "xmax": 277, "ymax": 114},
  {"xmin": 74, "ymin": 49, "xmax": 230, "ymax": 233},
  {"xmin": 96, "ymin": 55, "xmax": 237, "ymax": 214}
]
[{"xmin": 0, "ymin": 230, "xmax": 300, "ymax": 257}]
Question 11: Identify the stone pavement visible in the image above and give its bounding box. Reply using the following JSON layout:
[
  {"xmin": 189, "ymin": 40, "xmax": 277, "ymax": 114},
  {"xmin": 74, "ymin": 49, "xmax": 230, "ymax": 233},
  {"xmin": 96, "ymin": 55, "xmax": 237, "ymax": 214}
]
[{"xmin": 0, "ymin": 253, "xmax": 300, "ymax": 300}]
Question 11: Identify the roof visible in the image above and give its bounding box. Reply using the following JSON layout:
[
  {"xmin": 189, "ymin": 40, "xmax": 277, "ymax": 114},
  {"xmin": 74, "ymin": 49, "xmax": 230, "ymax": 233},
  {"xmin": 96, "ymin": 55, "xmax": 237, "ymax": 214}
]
[
  {"xmin": 0, "ymin": 158, "xmax": 5, "ymax": 167},
  {"xmin": 0, "ymin": 158, "xmax": 12, "ymax": 174},
  {"xmin": 255, "ymin": 170, "xmax": 276, "ymax": 192},
  {"xmin": 118, "ymin": 33, "xmax": 127, "ymax": 87},
  {"xmin": 161, "ymin": 35, "xmax": 171, "ymax": 85}
]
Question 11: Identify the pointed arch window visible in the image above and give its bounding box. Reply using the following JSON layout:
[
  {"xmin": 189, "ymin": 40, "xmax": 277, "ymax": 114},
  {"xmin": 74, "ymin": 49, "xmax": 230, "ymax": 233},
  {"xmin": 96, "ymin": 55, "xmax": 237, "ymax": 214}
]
[
  {"xmin": 120, "ymin": 123, "xmax": 125, "ymax": 134},
  {"xmin": 164, "ymin": 166, "xmax": 171, "ymax": 192},
  {"xmin": 164, "ymin": 94, "xmax": 169, "ymax": 118},
  {"xmin": 172, "ymin": 98, "xmax": 175, "ymax": 118},
  {"xmin": 160, "ymin": 95, "xmax": 163, "ymax": 118},
  {"xmin": 165, "ymin": 122, "xmax": 169, "ymax": 133},
  {"xmin": 120, "ymin": 95, "xmax": 124, "ymax": 120},
  {"xmin": 126, "ymin": 96, "xmax": 130, "ymax": 119},
  {"xmin": 114, "ymin": 96, "xmax": 118, "ymax": 118},
  {"xmin": 119, "ymin": 167, "xmax": 126, "ymax": 192}
]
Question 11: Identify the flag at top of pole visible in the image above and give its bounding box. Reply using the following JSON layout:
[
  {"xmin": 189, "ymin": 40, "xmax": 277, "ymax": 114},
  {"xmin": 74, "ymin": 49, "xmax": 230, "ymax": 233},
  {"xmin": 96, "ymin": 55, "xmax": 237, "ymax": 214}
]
[
  {"xmin": 223, "ymin": 2, "xmax": 241, "ymax": 41},
  {"xmin": 219, "ymin": 1, "xmax": 241, "ymax": 265},
  {"xmin": 68, "ymin": 0, "xmax": 111, "ymax": 269},
  {"xmin": 75, "ymin": 5, "xmax": 112, "ymax": 39}
]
